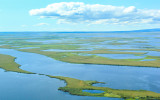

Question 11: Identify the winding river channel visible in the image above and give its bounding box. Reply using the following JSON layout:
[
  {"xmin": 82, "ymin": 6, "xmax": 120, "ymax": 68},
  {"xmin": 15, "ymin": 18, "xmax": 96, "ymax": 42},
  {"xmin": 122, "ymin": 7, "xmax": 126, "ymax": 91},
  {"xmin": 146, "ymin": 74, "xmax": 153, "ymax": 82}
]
[{"xmin": 0, "ymin": 48, "xmax": 160, "ymax": 100}]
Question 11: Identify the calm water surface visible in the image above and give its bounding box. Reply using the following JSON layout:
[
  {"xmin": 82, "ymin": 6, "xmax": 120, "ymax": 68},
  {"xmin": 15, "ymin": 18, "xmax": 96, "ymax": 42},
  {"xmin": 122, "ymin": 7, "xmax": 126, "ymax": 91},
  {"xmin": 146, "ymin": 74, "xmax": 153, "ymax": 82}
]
[
  {"xmin": 0, "ymin": 48, "xmax": 160, "ymax": 93},
  {"xmin": 0, "ymin": 48, "xmax": 119, "ymax": 100}
]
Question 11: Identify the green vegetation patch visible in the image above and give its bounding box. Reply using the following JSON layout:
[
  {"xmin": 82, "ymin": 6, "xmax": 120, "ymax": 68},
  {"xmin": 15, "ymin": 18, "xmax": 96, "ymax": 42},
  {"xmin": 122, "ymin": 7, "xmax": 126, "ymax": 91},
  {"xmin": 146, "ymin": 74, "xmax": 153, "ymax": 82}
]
[
  {"xmin": 0, "ymin": 54, "xmax": 34, "ymax": 74},
  {"xmin": 75, "ymin": 49, "xmax": 146, "ymax": 55},
  {"xmin": 0, "ymin": 41, "xmax": 81, "ymax": 50},
  {"xmin": 18, "ymin": 49, "xmax": 160, "ymax": 68},
  {"xmin": 106, "ymin": 48, "xmax": 160, "ymax": 52},
  {"xmin": 47, "ymin": 75, "xmax": 160, "ymax": 99},
  {"xmin": 29, "ymin": 44, "xmax": 81, "ymax": 50},
  {"xmin": 77, "ymin": 37, "xmax": 136, "ymax": 43},
  {"xmin": 107, "ymin": 42, "xmax": 129, "ymax": 45}
]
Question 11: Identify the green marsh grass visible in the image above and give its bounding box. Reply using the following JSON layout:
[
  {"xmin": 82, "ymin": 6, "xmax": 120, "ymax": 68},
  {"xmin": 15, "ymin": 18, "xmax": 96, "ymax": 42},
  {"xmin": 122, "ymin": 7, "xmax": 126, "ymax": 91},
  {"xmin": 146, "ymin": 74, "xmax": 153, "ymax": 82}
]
[
  {"xmin": 0, "ymin": 54, "xmax": 34, "ymax": 74},
  {"xmin": 17, "ymin": 48, "xmax": 160, "ymax": 68}
]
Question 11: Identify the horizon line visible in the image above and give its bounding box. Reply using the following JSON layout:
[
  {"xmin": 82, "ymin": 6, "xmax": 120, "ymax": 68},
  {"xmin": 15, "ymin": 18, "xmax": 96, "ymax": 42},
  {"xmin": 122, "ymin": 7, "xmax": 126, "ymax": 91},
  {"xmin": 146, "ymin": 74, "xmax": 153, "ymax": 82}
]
[{"xmin": 0, "ymin": 28, "xmax": 160, "ymax": 33}]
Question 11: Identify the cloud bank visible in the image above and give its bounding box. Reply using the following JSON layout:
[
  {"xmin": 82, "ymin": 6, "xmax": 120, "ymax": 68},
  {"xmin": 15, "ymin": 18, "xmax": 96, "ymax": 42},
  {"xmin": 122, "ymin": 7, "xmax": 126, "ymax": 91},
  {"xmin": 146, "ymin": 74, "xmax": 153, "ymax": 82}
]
[{"xmin": 29, "ymin": 2, "xmax": 160, "ymax": 24}]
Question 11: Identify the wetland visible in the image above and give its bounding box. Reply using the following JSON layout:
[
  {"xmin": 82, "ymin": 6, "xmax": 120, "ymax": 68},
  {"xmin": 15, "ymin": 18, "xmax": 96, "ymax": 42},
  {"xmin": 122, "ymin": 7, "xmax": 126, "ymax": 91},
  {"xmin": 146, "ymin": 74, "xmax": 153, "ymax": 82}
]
[{"xmin": 0, "ymin": 32, "xmax": 160, "ymax": 100}]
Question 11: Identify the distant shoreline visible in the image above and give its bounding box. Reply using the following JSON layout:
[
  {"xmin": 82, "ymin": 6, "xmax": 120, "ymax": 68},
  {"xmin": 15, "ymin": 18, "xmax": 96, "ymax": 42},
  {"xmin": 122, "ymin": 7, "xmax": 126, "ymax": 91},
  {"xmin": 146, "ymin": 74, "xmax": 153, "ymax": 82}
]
[{"xmin": 0, "ymin": 28, "xmax": 160, "ymax": 33}]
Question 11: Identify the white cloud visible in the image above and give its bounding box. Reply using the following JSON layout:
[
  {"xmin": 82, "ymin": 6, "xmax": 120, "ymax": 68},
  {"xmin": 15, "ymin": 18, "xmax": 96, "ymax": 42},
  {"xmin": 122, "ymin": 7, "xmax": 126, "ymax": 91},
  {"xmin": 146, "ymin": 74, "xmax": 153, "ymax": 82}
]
[
  {"xmin": 29, "ymin": 2, "xmax": 160, "ymax": 24},
  {"xmin": 33, "ymin": 23, "xmax": 49, "ymax": 26}
]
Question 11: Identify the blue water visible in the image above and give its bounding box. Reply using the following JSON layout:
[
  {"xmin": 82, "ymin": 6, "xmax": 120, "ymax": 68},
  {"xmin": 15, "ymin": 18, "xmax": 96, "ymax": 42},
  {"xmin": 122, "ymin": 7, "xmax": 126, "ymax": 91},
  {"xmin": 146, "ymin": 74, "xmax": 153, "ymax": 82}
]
[
  {"xmin": 95, "ymin": 54, "xmax": 145, "ymax": 59},
  {"xmin": 0, "ymin": 69, "xmax": 117, "ymax": 100},
  {"xmin": 0, "ymin": 48, "xmax": 160, "ymax": 94},
  {"xmin": 110, "ymin": 50, "xmax": 160, "ymax": 57},
  {"xmin": 0, "ymin": 69, "xmax": 66, "ymax": 100},
  {"xmin": 83, "ymin": 90, "xmax": 104, "ymax": 93},
  {"xmin": 0, "ymin": 48, "xmax": 119, "ymax": 100},
  {"xmin": 141, "ymin": 59, "xmax": 155, "ymax": 61}
]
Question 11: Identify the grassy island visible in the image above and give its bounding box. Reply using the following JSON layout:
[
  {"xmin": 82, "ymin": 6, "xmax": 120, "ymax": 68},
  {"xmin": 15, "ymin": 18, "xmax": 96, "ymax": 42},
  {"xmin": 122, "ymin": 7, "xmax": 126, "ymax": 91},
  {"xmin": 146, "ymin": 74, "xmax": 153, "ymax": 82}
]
[
  {"xmin": 0, "ymin": 54, "xmax": 34, "ymax": 74},
  {"xmin": 47, "ymin": 75, "xmax": 160, "ymax": 99},
  {"xmin": 17, "ymin": 48, "xmax": 160, "ymax": 68}
]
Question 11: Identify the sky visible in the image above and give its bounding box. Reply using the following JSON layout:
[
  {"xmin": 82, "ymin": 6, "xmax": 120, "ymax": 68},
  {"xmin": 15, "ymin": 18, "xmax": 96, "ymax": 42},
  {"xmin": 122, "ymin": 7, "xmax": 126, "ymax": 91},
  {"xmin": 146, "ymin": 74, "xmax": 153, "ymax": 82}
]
[{"xmin": 0, "ymin": 0, "xmax": 160, "ymax": 32}]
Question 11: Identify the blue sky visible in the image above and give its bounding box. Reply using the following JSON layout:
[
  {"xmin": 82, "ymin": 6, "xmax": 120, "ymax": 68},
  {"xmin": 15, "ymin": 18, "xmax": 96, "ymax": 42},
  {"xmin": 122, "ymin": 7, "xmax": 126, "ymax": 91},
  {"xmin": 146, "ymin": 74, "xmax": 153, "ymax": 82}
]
[{"xmin": 0, "ymin": 0, "xmax": 160, "ymax": 32}]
